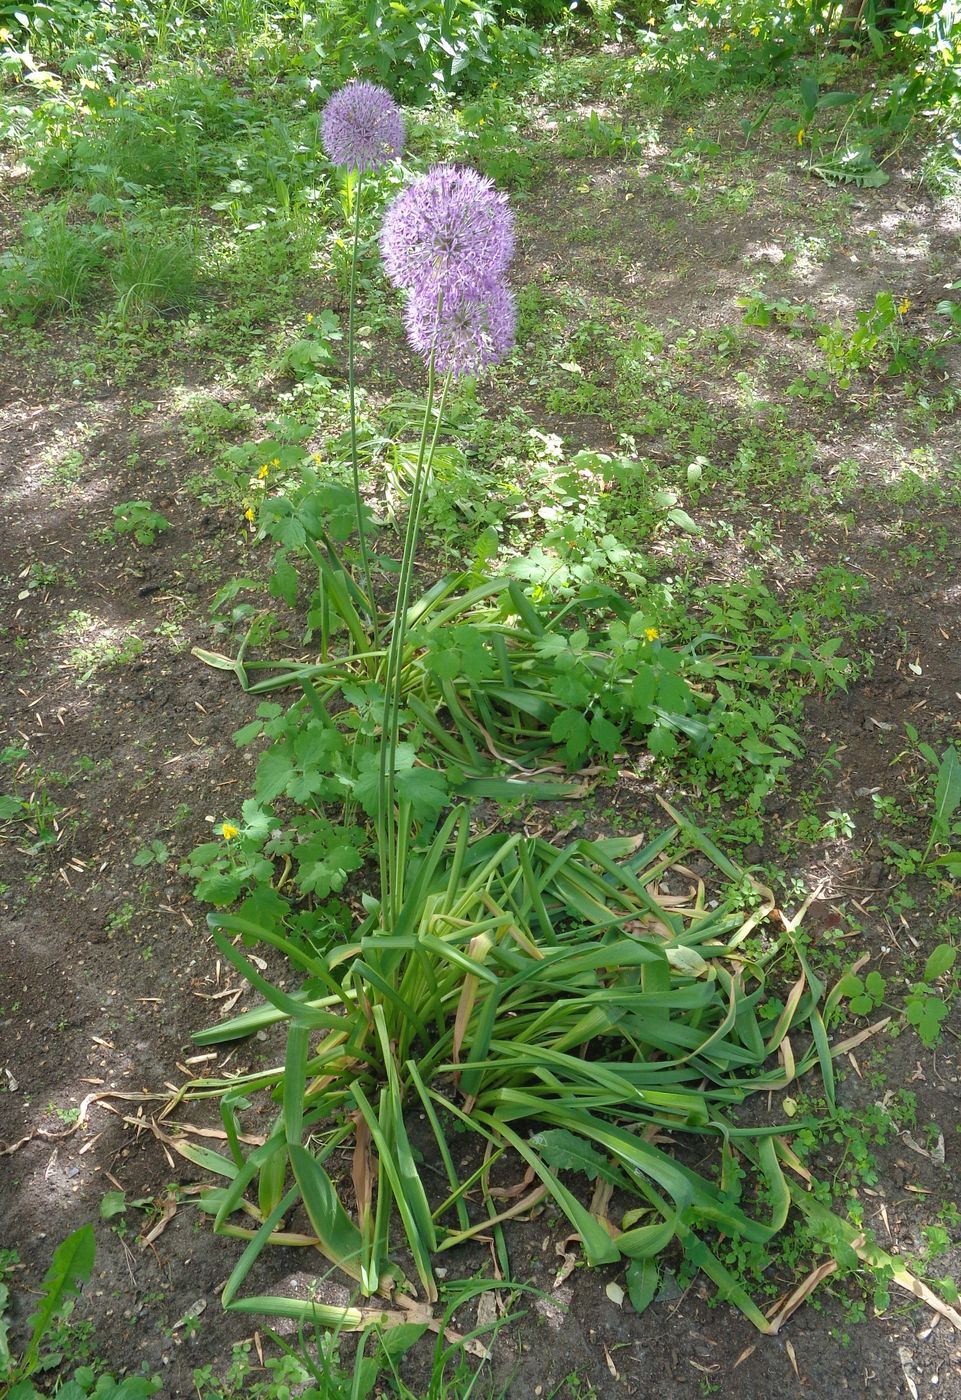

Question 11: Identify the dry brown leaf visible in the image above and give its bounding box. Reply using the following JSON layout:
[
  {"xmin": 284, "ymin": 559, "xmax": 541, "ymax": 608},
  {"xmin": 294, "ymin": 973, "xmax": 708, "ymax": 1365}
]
[
  {"xmin": 174, "ymin": 1121, "xmax": 265, "ymax": 1147},
  {"xmin": 784, "ymin": 1338, "xmax": 800, "ymax": 1381},
  {"xmin": 487, "ymin": 1165, "xmax": 536, "ymax": 1201},
  {"xmin": 351, "ymin": 1112, "xmax": 373, "ymax": 1234},
  {"xmin": 830, "ymin": 1016, "xmax": 891, "ymax": 1055},
  {"xmin": 589, "ymin": 1177, "xmax": 614, "ymax": 1222},
  {"xmin": 765, "ymin": 1259, "xmax": 839, "ymax": 1333},
  {"xmin": 139, "ymin": 1192, "xmax": 178, "ymax": 1249}
]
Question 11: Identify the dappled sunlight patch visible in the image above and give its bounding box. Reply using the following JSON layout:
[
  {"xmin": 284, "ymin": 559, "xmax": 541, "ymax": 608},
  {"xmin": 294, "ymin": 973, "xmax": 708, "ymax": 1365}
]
[{"xmin": 51, "ymin": 608, "xmax": 145, "ymax": 685}]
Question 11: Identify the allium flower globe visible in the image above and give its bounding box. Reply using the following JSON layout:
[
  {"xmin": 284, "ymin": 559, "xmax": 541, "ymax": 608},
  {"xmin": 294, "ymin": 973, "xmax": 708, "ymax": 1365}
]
[
  {"xmin": 380, "ymin": 164, "xmax": 514, "ymax": 299},
  {"xmin": 321, "ymin": 80, "xmax": 405, "ymax": 174},
  {"xmin": 404, "ymin": 278, "xmax": 515, "ymax": 379}
]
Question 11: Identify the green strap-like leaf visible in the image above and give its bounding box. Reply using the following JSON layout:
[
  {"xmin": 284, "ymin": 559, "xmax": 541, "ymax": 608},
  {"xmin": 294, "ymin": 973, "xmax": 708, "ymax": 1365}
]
[{"xmin": 288, "ymin": 1144, "xmax": 366, "ymax": 1283}]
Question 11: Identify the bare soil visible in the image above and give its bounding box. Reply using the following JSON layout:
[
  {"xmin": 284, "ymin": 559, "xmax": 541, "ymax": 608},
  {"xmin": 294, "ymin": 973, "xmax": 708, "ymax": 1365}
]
[{"xmin": 1, "ymin": 113, "xmax": 960, "ymax": 1399}]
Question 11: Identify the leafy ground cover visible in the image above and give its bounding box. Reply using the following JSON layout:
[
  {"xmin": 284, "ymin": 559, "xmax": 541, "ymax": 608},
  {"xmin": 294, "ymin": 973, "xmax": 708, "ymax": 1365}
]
[{"xmin": 1, "ymin": 2, "xmax": 960, "ymax": 1396}]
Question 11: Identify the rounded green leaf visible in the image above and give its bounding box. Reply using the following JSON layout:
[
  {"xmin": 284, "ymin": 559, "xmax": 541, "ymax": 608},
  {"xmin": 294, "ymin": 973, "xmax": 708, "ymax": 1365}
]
[{"xmin": 923, "ymin": 944, "xmax": 956, "ymax": 983}]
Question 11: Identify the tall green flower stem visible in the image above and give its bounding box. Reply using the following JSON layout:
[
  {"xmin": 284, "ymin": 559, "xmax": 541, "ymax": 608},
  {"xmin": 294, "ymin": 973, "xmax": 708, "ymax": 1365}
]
[
  {"xmin": 377, "ymin": 343, "xmax": 453, "ymax": 925},
  {"xmin": 346, "ymin": 170, "xmax": 376, "ymax": 629}
]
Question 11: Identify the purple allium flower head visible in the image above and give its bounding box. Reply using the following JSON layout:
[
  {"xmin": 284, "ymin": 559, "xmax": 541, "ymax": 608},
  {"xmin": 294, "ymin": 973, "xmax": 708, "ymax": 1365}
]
[
  {"xmin": 380, "ymin": 164, "xmax": 514, "ymax": 299},
  {"xmin": 321, "ymin": 80, "xmax": 405, "ymax": 174},
  {"xmin": 404, "ymin": 277, "xmax": 515, "ymax": 378}
]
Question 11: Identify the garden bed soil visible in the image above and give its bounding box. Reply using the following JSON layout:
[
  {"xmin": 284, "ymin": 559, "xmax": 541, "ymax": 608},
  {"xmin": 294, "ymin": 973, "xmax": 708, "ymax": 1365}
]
[{"xmin": 2, "ymin": 119, "xmax": 961, "ymax": 1398}]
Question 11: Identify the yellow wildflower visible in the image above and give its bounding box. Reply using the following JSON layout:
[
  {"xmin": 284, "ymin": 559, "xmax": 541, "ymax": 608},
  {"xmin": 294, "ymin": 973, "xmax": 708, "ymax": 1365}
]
[
  {"xmin": 257, "ymin": 464, "xmax": 269, "ymax": 479},
  {"xmin": 221, "ymin": 822, "xmax": 239, "ymax": 840},
  {"xmin": 898, "ymin": 297, "xmax": 911, "ymax": 314},
  {"xmin": 312, "ymin": 452, "xmax": 322, "ymax": 462},
  {"xmin": 306, "ymin": 312, "xmax": 314, "ymax": 323},
  {"xmin": 271, "ymin": 457, "xmax": 280, "ymax": 466},
  {"xmin": 751, "ymin": 24, "xmax": 759, "ymax": 35},
  {"xmin": 244, "ymin": 507, "xmax": 255, "ymax": 522},
  {"xmin": 108, "ymin": 95, "xmax": 116, "ymax": 108},
  {"xmin": 797, "ymin": 127, "xmax": 805, "ymax": 145},
  {"xmin": 722, "ymin": 42, "xmax": 731, "ymax": 51},
  {"xmin": 645, "ymin": 627, "xmax": 659, "ymax": 642},
  {"xmin": 687, "ymin": 126, "xmax": 694, "ymax": 135}
]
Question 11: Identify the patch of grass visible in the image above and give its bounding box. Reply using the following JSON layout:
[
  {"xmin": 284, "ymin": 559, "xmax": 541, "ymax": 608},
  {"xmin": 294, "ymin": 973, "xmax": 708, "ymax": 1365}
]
[
  {"xmin": 0, "ymin": 203, "xmax": 108, "ymax": 321},
  {"xmin": 111, "ymin": 228, "xmax": 197, "ymax": 322}
]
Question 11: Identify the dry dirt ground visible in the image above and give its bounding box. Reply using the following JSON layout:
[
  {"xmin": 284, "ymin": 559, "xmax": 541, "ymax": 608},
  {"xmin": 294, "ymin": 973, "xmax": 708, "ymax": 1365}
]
[{"xmin": 1, "ymin": 107, "xmax": 960, "ymax": 1398}]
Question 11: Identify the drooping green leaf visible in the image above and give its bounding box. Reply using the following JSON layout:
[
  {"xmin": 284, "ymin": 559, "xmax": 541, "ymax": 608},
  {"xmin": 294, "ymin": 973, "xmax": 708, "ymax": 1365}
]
[
  {"xmin": 288, "ymin": 1144, "xmax": 366, "ymax": 1282},
  {"xmin": 24, "ymin": 1225, "xmax": 96, "ymax": 1373}
]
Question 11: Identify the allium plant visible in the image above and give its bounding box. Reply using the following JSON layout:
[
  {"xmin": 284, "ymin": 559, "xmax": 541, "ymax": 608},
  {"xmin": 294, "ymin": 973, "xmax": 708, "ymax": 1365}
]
[
  {"xmin": 321, "ymin": 79, "xmax": 406, "ymax": 175},
  {"xmin": 184, "ymin": 153, "xmax": 893, "ymax": 1341},
  {"xmin": 403, "ymin": 276, "xmax": 516, "ymax": 378},
  {"xmin": 377, "ymin": 166, "xmax": 516, "ymax": 920},
  {"xmin": 380, "ymin": 164, "xmax": 514, "ymax": 299},
  {"xmin": 320, "ymin": 81, "xmax": 405, "ymax": 622}
]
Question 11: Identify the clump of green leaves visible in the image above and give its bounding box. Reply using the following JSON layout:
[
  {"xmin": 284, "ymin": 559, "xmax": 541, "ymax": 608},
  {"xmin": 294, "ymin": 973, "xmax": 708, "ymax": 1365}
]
[
  {"xmin": 0, "ymin": 203, "xmax": 108, "ymax": 323},
  {"xmin": 0, "ymin": 1224, "xmax": 159, "ymax": 1397},
  {"xmin": 906, "ymin": 944, "xmax": 957, "ymax": 1048},
  {"xmin": 838, "ymin": 943, "xmax": 956, "ymax": 1048},
  {"xmin": 276, "ymin": 311, "xmax": 342, "ymax": 383},
  {"xmin": 882, "ymin": 737, "xmax": 961, "ymax": 879},
  {"xmin": 110, "ymin": 501, "xmax": 170, "ymax": 547},
  {"xmin": 182, "ymin": 811, "xmax": 853, "ymax": 1333},
  {"xmin": 818, "ymin": 293, "xmax": 920, "ymax": 384}
]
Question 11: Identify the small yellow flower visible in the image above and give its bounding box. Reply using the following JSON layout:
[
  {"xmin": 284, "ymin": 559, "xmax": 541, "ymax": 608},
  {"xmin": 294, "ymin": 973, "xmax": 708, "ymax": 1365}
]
[
  {"xmin": 221, "ymin": 822, "xmax": 239, "ymax": 840},
  {"xmin": 257, "ymin": 464, "xmax": 269, "ymax": 479},
  {"xmin": 797, "ymin": 127, "xmax": 805, "ymax": 145},
  {"xmin": 306, "ymin": 312, "xmax": 314, "ymax": 323},
  {"xmin": 312, "ymin": 452, "xmax": 322, "ymax": 462},
  {"xmin": 244, "ymin": 507, "xmax": 256, "ymax": 522},
  {"xmin": 107, "ymin": 95, "xmax": 116, "ymax": 108},
  {"xmin": 751, "ymin": 24, "xmax": 760, "ymax": 35},
  {"xmin": 478, "ymin": 117, "xmax": 485, "ymax": 127},
  {"xmin": 687, "ymin": 126, "xmax": 694, "ymax": 135},
  {"xmin": 271, "ymin": 457, "xmax": 280, "ymax": 466},
  {"xmin": 898, "ymin": 297, "xmax": 911, "ymax": 314},
  {"xmin": 645, "ymin": 627, "xmax": 659, "ymax": 642},
  {"xmin": 722, "ymin": 41, "xmax": 731, "ymax": 51}
]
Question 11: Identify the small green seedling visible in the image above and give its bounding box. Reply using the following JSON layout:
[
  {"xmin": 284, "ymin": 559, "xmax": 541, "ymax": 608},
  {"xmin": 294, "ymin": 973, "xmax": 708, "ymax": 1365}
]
[
  {"xmin": 905, "ymin": 944, "xmax": 957, "ymax": 1048},
  {"xmin": 111, "ymin": 501, "xmax": 171, "ymax": 547},
  {"xmin": 838, "ymin": 968, "xmax": 886, "ymax": 1018},
  {"xmin": 132, "ymin": 839, "xmax": 170, "ymax": 869}
]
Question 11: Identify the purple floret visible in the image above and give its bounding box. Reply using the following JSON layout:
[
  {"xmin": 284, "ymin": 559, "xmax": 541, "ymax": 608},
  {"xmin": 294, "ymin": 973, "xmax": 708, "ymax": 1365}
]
[
  {"xmin": 321, "ymin": 80, "xmax": 405, "ymax": 174},
  {"xmin": 404, "ymin": 278, "xmax": 516, "ymax": 378},
  {"xmin": 380, "ymin": 164, "xmax": 515, "ymax": 299}
]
